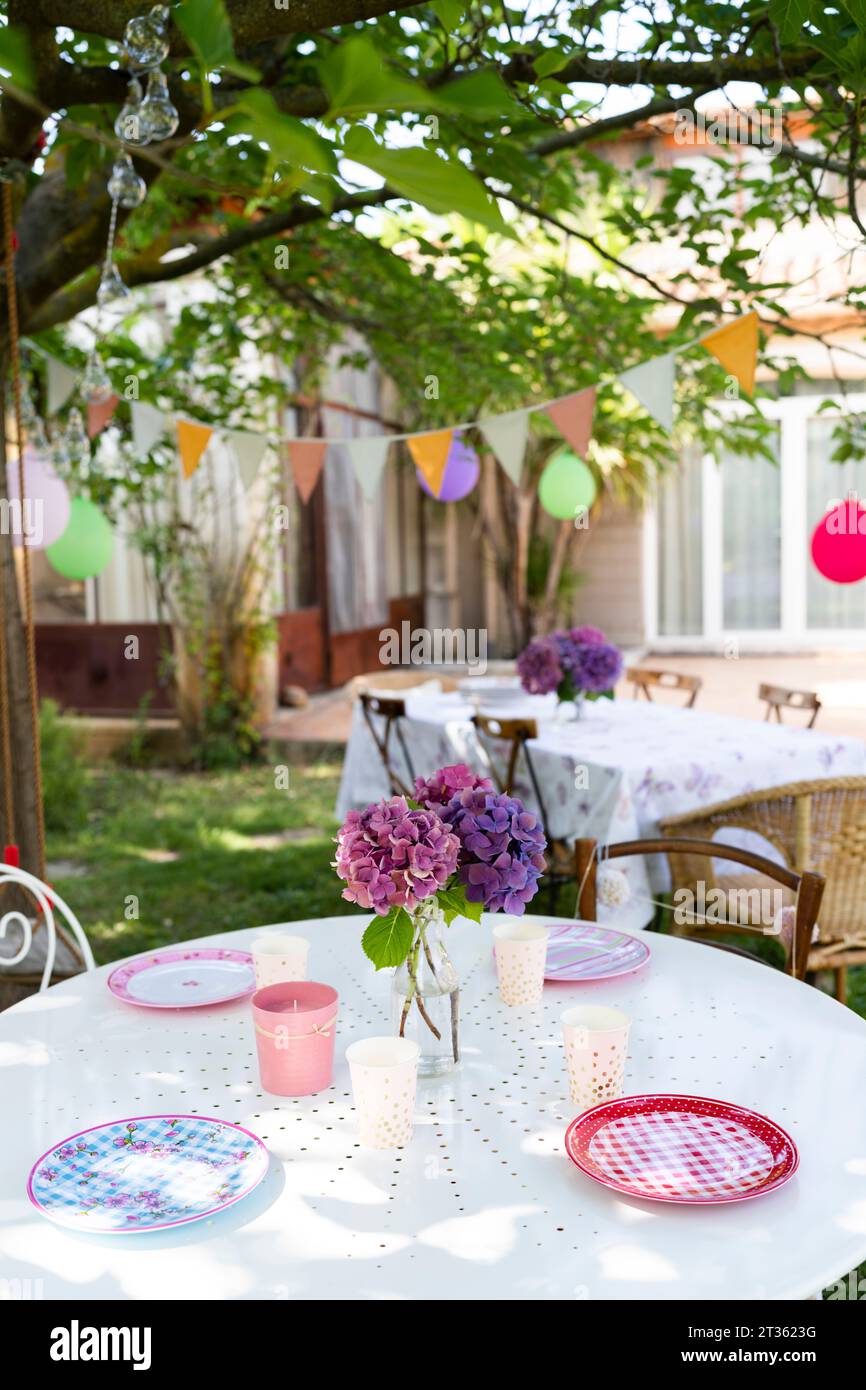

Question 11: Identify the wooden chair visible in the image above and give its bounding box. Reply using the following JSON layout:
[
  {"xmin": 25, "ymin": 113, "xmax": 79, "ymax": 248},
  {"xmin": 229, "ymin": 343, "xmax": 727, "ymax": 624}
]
[
  {"xmin": 472, "ymin": 714, "xmax": 573, "ymax": 899},
  {"xmin": 661, "ymin": 777, "xmax": 866, "ymax": 1001},
  {"xmin": 358, "ymin": 691, "xmax": 417, "ymax": 798},
  {"xmin": 0, "ymin": 863, "xmax": 95, "ymax": 1009},
  {"xmin": 759, "ymin": 682, "xmax": 821, "ymax": 728},
  {"xmin": 626, "ymin": 666, "xmax": 702, "ymax": 708},
  {"xmin": 574, "ymin": 836, "xmax": 824, "ymax": 980}
]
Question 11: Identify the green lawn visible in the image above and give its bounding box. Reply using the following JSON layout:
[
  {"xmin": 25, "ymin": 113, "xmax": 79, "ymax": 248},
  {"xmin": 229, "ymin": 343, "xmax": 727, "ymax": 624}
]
[{"xmin": 47, "ymin": 754, "xmax": 363, "ymax": 963}]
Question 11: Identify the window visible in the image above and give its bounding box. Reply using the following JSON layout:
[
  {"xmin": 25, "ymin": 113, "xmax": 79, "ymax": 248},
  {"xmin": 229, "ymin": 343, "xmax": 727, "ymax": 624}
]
[{"xmin": 721, "ymin": 431, "xmax": 781, "ymax": 630}]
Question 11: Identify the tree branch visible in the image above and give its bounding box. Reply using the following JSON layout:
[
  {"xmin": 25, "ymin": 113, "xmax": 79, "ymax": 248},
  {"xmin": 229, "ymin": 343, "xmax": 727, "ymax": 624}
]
[
  {"xmin": 25, "ymin": 185, "xmax": 398, "ymax": 331},
  {"xmin": 31, "ymin": 0, "xmax": 428, "ymax": 45}
]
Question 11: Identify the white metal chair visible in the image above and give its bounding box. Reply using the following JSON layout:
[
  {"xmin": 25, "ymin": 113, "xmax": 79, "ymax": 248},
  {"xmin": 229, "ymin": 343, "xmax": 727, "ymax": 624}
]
[{"xmin": 0, "ymin": 863, "xmax": 95, "ymax": 996}]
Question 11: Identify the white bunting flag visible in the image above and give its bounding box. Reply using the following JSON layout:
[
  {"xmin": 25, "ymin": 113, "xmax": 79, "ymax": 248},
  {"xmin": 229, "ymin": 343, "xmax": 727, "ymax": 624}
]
[
  {"xmin": 46, "ymin": 355, "xmax": 77, "ymax": 415},
  {"xmin": 347, "ymin": 435, "xmax": 391, "ymax": 501},
  {"xmin": 131, "ymin": 400, "xmax": 168, "ymax": 456},
  {"xmin": 617, "ymin": 352, "xmax": 676, "ymax": 432},
  {"xmin": 228, "ymin": 429, "xmax": 269, "ymax": 491},
  {"xmin": 479, "ymin": 409, "xmax": 530, "ymax": 487}
]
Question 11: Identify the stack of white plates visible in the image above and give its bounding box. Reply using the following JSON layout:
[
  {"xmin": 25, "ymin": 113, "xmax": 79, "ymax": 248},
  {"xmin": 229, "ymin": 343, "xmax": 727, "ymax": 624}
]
[{"xmin": 458, "ymin": 676, "xmax": 522, "ymax": 705}]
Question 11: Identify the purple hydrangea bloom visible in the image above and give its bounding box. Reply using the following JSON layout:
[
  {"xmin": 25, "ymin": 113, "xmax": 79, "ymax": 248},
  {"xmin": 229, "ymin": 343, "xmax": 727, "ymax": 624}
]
[
  {"xmin": 414, "ymin": 763, "xmax": 493, "ymax": 807},
  {"xmin": 439, "ymin": 787, "xmax": 547, "ymax": 914},
  {"xmin": 569, "ymin": 625, "xmax": 606, "ymax": 646},
  {"xmin": 516, "ymin": 637, "xmax": 563, "ymax": 696},
  {"xmin": 334, "ymin": 796, "xmax": 459, "ymax": 916},
  {"xmin": 571, "ymin": 640, "xmax": 623, "ymax": 692}
]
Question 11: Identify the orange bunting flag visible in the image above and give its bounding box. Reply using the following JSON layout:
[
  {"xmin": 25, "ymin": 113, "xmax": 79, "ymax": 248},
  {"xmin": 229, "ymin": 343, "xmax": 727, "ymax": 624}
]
[
  {"xmin": 407, "ymin": 429, "xmax": 453, "ymax": 499},
  {"xmin": 288, "ymin": 439, "xmax": 327, "ymax": 504},
  {"xmin": 87, "ymin": 393, "xmax": 119, "ymax": 439},
  {"xmin": 700, "ymin": 311, "xmax": 759, "ymax": 397},
  {"xmin": 177, "ymin": 418, "xmax": 214, "ymax": 479},
  {"xmin": 546, "ymin": 387, "xmax": 596, "ymax": 458}
]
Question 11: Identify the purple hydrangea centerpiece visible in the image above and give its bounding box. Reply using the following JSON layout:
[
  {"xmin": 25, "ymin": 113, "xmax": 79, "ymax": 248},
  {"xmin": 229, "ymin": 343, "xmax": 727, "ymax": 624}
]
[{"xmin": 517, "ymin": 624, "xmax": 622, "ymax": 702}]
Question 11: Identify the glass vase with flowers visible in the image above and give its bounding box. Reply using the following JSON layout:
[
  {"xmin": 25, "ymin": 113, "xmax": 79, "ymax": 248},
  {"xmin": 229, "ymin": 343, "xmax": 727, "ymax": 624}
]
[{"xmin": 334, "ymin": 764, "xmax": 547, "ymax": 1076}]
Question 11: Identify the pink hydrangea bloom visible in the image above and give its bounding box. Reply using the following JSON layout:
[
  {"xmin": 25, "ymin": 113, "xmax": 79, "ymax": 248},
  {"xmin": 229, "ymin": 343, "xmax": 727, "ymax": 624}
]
[
  {"xmin": 414, "ymin": 763, "xmax": 493, "ymax": 807},
  {"xmin": 334, "ymin": 796, "xmax": 459, "ymax": 916}
]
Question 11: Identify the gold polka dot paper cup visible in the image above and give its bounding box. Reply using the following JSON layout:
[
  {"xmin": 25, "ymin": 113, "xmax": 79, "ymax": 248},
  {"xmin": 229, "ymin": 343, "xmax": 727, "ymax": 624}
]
[
  {"xmin": 493, "ymin": 919, "xmax": 550, "ymax": 1006},
  {"xmin": 346, "ymin": 1036, "xmax": 420, "ymax": 1149},
  {"xmin": 561, "ymin": 1004, "xmax": 630, "ymax": 1113},
  {"xmin": 252, "ymin": 932, "xmax": 310, "ymax": 989}
]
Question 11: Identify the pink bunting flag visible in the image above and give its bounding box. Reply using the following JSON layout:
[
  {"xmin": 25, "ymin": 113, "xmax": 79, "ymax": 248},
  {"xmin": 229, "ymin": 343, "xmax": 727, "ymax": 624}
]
[
  {"xmin": 87, "ymin": 393, "xmax": 120, "ymax": 439},
  {"xmin": 546, "ymin": 386, "xmax": 596, "ymax": 457},
  {"xmin": 288, "ymin": 440, "xmax": 327, "ymax": 504}
]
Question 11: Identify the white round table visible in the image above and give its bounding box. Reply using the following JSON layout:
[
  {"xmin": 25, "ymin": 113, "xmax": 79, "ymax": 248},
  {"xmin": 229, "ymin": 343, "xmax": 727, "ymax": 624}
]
[{"xmin": 2, "ymin": 914, "xmax": 865, "ymax": 1301}]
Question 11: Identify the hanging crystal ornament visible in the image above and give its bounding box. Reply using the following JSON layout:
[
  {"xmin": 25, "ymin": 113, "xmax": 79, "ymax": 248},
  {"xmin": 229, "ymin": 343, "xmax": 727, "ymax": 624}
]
[
  {"xmin": 50, "ymin": 427, "xmax": 71, "ymax": 478},
  {"xmin": 81, "ymin": 352, "xmax": 113, "ymax": 403},
  {"xmin": 114, "ymin": 77, "xmax": 148, "ymax": 146},
  {"xmin": 64, "ymin": 408, "xmax": 91, "ymax": 471},
  {"xmin": 28, "ymin": 414, "xmax": 50, "ymax": 455},
  {"xmin": 107, "ymin": 153, "xmax": 147, "ymax": 209},
  {"xmin": 18, "ymin": 378, "xmax": 40, "ymax": 429},
  {"xmin": 122, "ymin": 5, "xmax": 171, "ymax": 73},
  {"xmin": 97, "ymin": 262, "xmax": 131, "ymax": 306},
  {"xmin": 96, "ymin": 198, "xmax": 131, "ymax": 307},
  {"xmin": 139, "ymin": 69, "xmax": 179, "ymax": 142}
]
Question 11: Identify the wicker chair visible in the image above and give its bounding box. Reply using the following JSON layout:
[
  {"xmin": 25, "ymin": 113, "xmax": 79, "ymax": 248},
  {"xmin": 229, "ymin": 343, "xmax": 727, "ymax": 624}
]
[
  {"xmin": 759, "ymin": 683, "xmax": 821, "ymax": 728},
  {"xmin": 626, "ymin": 666, "xmax": 702, "ymax": 708},
  {"xmin": 472, "ymin": 714, "xmax": 573, "ymax": 902},
  {"xmin": 660, "ymin": 777, "xmax": 866, "ymax": 1001},
  {"xmin": 574, "ymin": 837, "xmax": 824, "ymax": 979}
]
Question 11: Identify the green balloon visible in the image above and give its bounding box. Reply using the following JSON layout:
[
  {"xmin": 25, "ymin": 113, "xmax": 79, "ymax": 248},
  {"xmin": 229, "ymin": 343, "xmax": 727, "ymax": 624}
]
[
  {"xmin": 45, "ymin": 496, "xmax": 113, "ymax": 580},
  {"xmin": 538, "ymin": 448, "xmax": 597, "ymax": 520}
]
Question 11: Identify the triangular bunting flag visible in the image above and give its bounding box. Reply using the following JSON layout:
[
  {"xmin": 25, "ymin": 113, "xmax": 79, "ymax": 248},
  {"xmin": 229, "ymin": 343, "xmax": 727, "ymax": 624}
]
[
  {"xmin": 46, "ymin": 356, "xmax": 77, "ymax": 415},
  {"xmin": 177, "ymin": 418, "xmax": 214, "ymax": 480},
  {"xmin": 347, "ymin": 435, "xmax": 391, "ymax": 502},
  {"xmin": 479, "ymin": 409, "xmax": 530, "ymax": 487},
  {"xmin": 288, "ymin": 439, "xmax": 327, "ymax": 504},
  {"xmin": 700, "ymin": 311, "xmax": 759, "ymax": 397},
  {"xmin": 547, "ymin": 387, "xmax": 596, "ymax": 457},
  {"xmin": 131, "ymin": 401, "xmax": 167, "ymax": 456},
  {"xmin": 228, "ymin": 430, "xmax": 269, "ymax": 492},
  {"xmin": 87, "ymin": 393, "xmax": 119, "ymax": 439},
  {"xmin": 618, "ymin": 353, "xmax": 676, "ymax": 432},
  {"xmin": 407, "ymin": 429, "xmax": 453, "ymax": 498}
]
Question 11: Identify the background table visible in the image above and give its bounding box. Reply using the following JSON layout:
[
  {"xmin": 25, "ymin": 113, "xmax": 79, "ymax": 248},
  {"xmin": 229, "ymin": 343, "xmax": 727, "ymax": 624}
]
[
  {"xmin": 2, "ymin": 916, "xmax": 866, "ymax": 1300},
  {"xmin": 338, "ymin": 694, "xmax": 866, "ymax": 927}
]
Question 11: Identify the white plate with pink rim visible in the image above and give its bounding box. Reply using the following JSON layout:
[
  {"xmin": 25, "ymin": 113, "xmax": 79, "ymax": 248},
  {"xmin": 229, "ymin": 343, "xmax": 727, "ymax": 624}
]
[
  {"xmin": 107, "ymin": 947, "xmax": 255, "ymax": 1009},
  {"xmin": 544, "ymin": 921, "xmax": 650, "ymax": 982}
]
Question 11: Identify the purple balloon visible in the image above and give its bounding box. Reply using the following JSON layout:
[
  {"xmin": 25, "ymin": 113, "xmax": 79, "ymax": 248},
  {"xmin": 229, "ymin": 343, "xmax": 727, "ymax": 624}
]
[
  {"xmin": 417, "ymin": 433, "xmax": 480, "ymax": 502},
  {"xmin": 4, "ymin": 446, "xmax": 71, "ymax": 549}
]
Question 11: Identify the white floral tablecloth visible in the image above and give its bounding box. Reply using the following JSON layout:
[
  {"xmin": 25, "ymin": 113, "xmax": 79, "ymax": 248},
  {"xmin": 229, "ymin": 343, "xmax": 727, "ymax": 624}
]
[{"xmin": 336, "ymin": 692, "xmax": 866, "ymax": 928}]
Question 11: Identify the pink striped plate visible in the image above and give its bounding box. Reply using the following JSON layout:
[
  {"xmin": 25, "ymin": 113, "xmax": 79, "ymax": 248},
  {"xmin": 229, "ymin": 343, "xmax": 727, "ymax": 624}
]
[
  {"xmin": 544, "ymin": 922, "xmax": 650, "ymax": 982},
  {"xmin": 565, "ymin": 1094, "xmax": 799, "ymax": 1204}
]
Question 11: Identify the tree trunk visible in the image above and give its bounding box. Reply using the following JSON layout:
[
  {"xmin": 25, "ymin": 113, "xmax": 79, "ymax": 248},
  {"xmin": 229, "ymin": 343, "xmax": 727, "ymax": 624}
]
[{"xmin": 0, "ymin": 377, "xmax": 42, "ymax": 874}]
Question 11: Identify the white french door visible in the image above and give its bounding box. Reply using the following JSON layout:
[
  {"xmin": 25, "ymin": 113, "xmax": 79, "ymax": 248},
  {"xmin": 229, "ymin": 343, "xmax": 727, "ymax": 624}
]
[{"xmin": 648, "ymin": 392, "xmax": 866, "ymax": 648}]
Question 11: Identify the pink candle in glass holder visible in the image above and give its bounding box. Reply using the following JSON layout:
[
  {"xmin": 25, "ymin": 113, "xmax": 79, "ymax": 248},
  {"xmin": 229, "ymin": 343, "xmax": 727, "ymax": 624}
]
[{"xmin": 252, "ymin": 982, "xmax": 338, "ymax": 1096}]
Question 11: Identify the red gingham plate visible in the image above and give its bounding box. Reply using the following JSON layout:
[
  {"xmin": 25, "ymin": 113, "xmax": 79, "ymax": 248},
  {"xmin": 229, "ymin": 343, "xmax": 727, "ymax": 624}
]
[{"xmin": 565, "ymin": 1094, "xmax": 799, "ymax": 1204}]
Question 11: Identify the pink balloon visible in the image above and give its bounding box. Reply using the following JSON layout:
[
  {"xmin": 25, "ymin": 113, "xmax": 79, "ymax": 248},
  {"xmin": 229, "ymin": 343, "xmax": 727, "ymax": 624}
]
[
  {"xmin": 417, "ymin": 433, "xmax": 479, "ymax": 502},
  {"xmin": 4, "ymin": 446, "xmax": 71, "ymax": 549},
  {"xmin": 810, "ymin": 501, "xmax": 866, "ymax": 584}
]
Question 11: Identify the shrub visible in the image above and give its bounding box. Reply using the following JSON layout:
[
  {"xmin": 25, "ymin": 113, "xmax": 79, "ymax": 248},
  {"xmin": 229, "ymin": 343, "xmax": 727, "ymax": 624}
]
[{"xmin": 39, "ymin": 699, "xmax": 88, "ymax": 833}]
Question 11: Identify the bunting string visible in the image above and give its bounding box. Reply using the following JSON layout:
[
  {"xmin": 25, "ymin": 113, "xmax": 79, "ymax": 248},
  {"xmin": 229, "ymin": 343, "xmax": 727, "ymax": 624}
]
[{"xmin": 21, "ymin": 311, "xmax": 759, "ymax": 495}]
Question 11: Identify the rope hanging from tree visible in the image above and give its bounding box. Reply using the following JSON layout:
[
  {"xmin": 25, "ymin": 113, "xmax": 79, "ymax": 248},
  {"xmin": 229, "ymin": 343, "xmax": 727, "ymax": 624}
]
[{"xmin": 1, "ymin": 177, "xmax": 46, "ymax": 880}]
